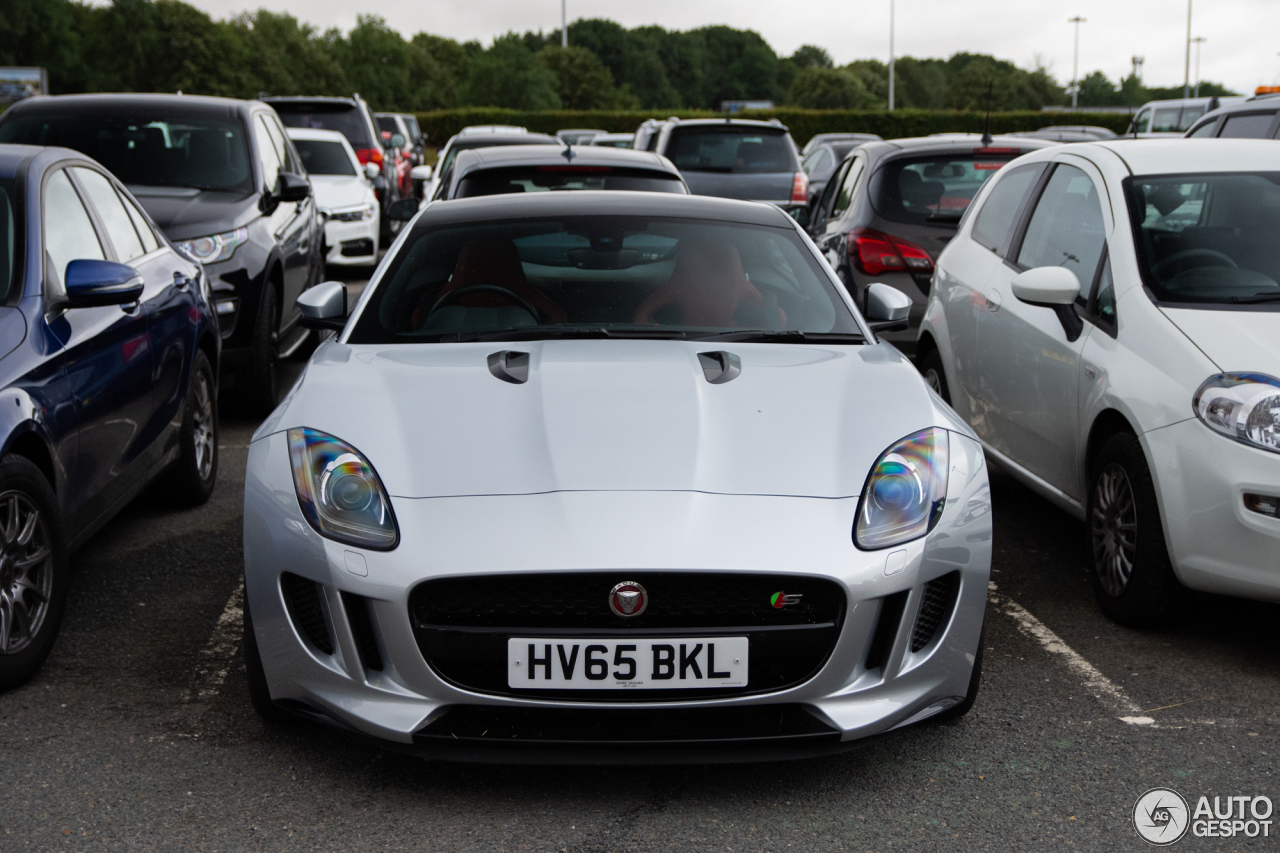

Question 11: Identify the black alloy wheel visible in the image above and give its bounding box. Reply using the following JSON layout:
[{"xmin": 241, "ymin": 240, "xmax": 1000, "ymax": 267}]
[
  {"xmin": 158, "ymin": 350, "xmax": 218, "ymax": 506},
  {"xmin": 1087, "ymin": 432, "xmax": 1188, "ymax": 628},
  {"xmin": 0, "ymin": 455, "xmax": 68, "ymax": 692}
]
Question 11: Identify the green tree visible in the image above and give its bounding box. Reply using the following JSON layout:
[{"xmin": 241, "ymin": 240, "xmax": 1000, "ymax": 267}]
[
  {"xmin": 791, "ymin": 45, "xmax": 833, "ymax": 69},
  {"xmin": 846, "ymin": 59, "xmax": 889, "ymax": 105},
  {"xmin": 1076, "ymin": 70, "xmax": 1121, "ymax": 107},
  {"xmin": 411, "ymin": 33, "xmax": 476, "ymax": 108},
  {"xmin": 462, "ymin": 33, "xmax": 560, "ymax": 110},
  {"xmin": 329, "ymin": 15, "xmax": 416, "ymax": 108},
  {"xmin": 537, "ymin": 45, "xmax": 634, "ymax": 109},
  {"xmin": 787, "ymin": 67, "xmax": 870, "ymax": 109},
  {"xmin": 234, "ymin": 10, "xmax": 348, "ymax": 98}
]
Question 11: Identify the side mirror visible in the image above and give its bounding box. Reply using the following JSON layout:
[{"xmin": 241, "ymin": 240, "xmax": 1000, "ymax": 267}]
[
  {"xmin": 275, "ymin": 172, "xmax": 311, "ymax": 203},
  {"xmin": 297, "ymin": 281, "xmax": 347, "ymax": 331},
  {"xmin": 388, "ymin": 198, "xmax": 420, "ymax": 221},
  {"xmin": 788, "ymin": 205, "xmax": 811, "ymax": 228},
  {"xmin": 390, "ymin": 133, "xmax": 406, "ymax": 149},
  {"xmin": 410, "ymin": 164, "xmax": 434, "ymax": 181},
  {"xmin": 864, "ymin": 282, "xmax": 912, "ymax": 332},
  {"xmin": 1011, "ymin": 266, "xmax": 1080, "ymax": 306},
  {"xmin": 64, "ymin": 259, "xmax": 144, "ymax": 307},
  {"xmin": 365, "ymin": 162, "xmax": 380, "ymax": 180}
]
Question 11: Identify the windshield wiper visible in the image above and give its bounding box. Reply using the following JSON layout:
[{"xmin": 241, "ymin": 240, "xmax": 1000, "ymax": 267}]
[
  {"xmin": 443, "ymin": 325, "xmax": 689, "ymax": 343},
  {"xmin": 1229, "ymin": 292, "xmax": 1280, "ymax": 304},
  {"xmin": 690, "ymin": 329, "xmax": 867, "ymax": 344}
]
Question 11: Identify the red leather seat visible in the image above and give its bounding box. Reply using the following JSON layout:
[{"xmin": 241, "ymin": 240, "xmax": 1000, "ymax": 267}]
[
  {"xmin": 632, "ymin": 237, "xmax": 783, "ymax": 328},
  {"xmin": 414, "ymin": 236, "xmax": 567, "ymax": 329}
]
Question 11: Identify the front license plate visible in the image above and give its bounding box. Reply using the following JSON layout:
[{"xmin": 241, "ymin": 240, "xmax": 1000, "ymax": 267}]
[{"xmin": 507, "ymin": 637, "xmax": 748, "ymax": 689}]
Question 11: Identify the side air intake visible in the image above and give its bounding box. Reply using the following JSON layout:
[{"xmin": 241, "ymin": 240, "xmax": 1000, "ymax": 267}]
[
  {"xmin": 341, "ymin": 592, "xmax": 384, "ymax": 672},
  {"xmin": 864, "ymin": 590, "xmax": 909, "ymax": 671},
  {"xmin": 911, "ymin": 572, "xmax": 961, "ymax": 652},
  {"xmin": 282, "ymin": 573, "xmax": 333, "ymax": 655}
]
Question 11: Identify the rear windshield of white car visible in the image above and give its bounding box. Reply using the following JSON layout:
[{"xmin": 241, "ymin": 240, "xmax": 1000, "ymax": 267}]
[
  {"xmin": 455, "ymin": 166, "xmax": 685, "ymax": 198},
  {"xmin": 870, "ymin": 153, "xmax": 1021, "ymax": 226},
  {"xmin": 1126, "ymin": 172, "xmax": 1280, "ymax": 306},
  {"xmin": 667, "ymin": 129, "xmax": 798, "ymax": 174},
  {"xmin": 347, "ymin": 216, "xmax": 861, "ymax": 343},
  {"xmin": 293, "ymin": 139, "xmax": 357, "ymax": 176}
]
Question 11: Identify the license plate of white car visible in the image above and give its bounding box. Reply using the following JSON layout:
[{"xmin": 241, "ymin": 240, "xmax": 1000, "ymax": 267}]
[{"xmin": 507, "ymin": 637, "xmax": 749, "ymax": 689}]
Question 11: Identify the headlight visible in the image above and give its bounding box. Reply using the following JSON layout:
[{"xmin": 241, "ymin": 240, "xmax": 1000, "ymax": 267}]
[
  {"xmin": 176, "ymin": 226, "xmax": 249, "ymax": 264},
  {"xmin": 288, "ymin": 428, "xmax": 398, "ymax": 549},
  {"xmin": 855, "ymin": 428, "xmax": 950, "ymax": 550},
  {"xmin": 329, "ymin": 204, "xmax": 376, "ymax": 222},
  {"xmin": 1193, "ymin": 373, "xmax": 1280, "ymax": 455}
]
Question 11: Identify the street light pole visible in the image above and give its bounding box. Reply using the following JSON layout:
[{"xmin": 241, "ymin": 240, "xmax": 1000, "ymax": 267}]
[
  {"xmin": 1191, "ymin": 37, "xmax": 1206, "ymax": 97},
  {"xmin": 1068, "ymin": 16, "xmax": 1086, "ymax": 109},
  {"xmin": 888, "ymin": 0, "xmax": 895, "ymax": 111},
  {"xmin": 561, "ymin": 0, "xmax": 567, "ymax": 48},
  {"xmin": 1183, "ymin": 0, "xmax": 1192, "ymax": 98}
]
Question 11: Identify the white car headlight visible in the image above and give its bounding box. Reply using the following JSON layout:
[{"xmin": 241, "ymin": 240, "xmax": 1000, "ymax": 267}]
[
  {"xmin": 288, "ymin": 428, "xmax": 399, "ymax": 549},
  {"xmin": 329, "ymin": 204, "xmax": 376, "ymax": 222},
  {"xmin": 176, "ymin": 226, "xmax": 249, "ymax": 264},
  {"xmin": 1194, "ymin": 373, "xmax": 1280, "ymax": 455},
  {"xmin": 855, "ymin": 428, "xmax": 950, "ymax": 550}
]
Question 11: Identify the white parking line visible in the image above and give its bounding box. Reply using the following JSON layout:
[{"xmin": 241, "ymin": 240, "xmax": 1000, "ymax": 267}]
[
  {"xmin": 988, "ymin": 582, "xmax": 1155, "ymax": 726},
  {"xmin": 190, "ymin": 580, "xmax": 244, "ymax": 702}
]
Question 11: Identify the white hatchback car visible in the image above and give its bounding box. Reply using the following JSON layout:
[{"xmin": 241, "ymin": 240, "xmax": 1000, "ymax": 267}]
[
  {"xmin": 287, "ymin": 128, "xmax": 379, "ymax": 266},
  {"xmin": 917, "ymin": 140, "xmax": 1280, "ymax": 626}
]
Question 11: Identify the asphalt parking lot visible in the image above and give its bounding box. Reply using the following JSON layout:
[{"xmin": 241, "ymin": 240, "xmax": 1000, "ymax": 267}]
[{"xmin": 1, "ymin": 270, "xmax": 1277, "ymax": 852}]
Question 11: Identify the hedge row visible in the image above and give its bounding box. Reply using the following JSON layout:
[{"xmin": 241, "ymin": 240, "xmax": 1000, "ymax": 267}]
[{"xmin": 412, "ymin": 108, "xmax": 1134, "ymax": 147}]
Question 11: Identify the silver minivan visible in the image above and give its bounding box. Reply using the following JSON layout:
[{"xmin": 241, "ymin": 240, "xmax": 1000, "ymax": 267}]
[{"xmin": 1127, "ymin": 96, "xmax": 1246, "ymax": 137}]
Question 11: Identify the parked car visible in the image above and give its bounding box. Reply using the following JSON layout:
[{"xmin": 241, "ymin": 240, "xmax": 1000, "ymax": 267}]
[
  {"xmin": 1184, "ymin": 93, "xmax": 1280, "ymax": 138},
  {"xmin": 373, "ymin": 112, "xmax": 416, "ymax": 195},
  {"xmin": 1126, "ymin": 96, "xmax": 1246, "ymax": 137},
  {"xmin": 0, "ymin": 94, "xmax": 322, "ymax": 415},
  {"xmin": 287, "ymin": 128, "xmax": 379, "ymax": 267},
  {"xmin": 589, "ymin": 132, "xmax": 636, "ymax": 148},
  {"xmin": 418, "ymin": 130, "xmax": 560, "ymax": 201},
  {"xmin": 556, "ymin": 129, "xmax": 607, "ymax": 145},
  {"xmin": 242, "ymin": 190, "xmax": 991, "ymax": 760},
  {"xmin": 429, "ymin": 145, "xmax": 687, "ymax": 201},
  {"xmin": 644, "ymin": 118, "xmax": 809, "ymax": 215},
  {"xmin": 376, "ymin": 112, "xmax": 424, "ymax": 163},
  {"xmin": 263, "ymin": 95, "xmax": 402, "ymax": 243},
  {"xmin": 1007, "ymin": 129, "xmax": 1109, "ymax": 143},
  {"xmin": 804, "ymin": 134, "xmax": 1055, "ymax": 354},
  {"xmin": 0, "ymin": 143, "xmax": 221, "ymax": 690},
  {"xmin": 916, "ymin": 139, "xmax": 1280, "ymax": 626},
  {"xmin": 1033, "ymin": 125, "xmax": 1116, "ymax": 139},
  {"xmin": 459, "ymin": 125, "xmax": 528, "ymax": 136},
  {"xmin": 800, "ymin": 132, "xmax": 882, "ymax": 157},
  {"xmin": 801, "ymin": 136, "xmax": 877, "ymax": 203}
]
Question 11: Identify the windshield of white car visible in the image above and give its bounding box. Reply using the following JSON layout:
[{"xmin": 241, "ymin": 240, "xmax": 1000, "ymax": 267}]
[
  {"xmin": 293, "ymin": 139, "xmax": 357, "ymax": 176},
  {"xmin": 455, "ymin": 166, "xmax": 685, "ymax": 198},
  {"xmin": 1127, "ymin": 172, "xmax": 1280, "ymax": 306},
  {"xmin": 347, "ymin": 215, "xmax": 863, "ymax": 343}
]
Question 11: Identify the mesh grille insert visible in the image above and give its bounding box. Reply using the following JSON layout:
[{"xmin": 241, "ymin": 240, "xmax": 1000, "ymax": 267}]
[
  {"xmin": 282, "ymin": 573, "xmax": 333, "ymax": 655},
  {"xmin": 865, "ymin": 590, "xmax": 909, "ymax": 670},
  {"xmin": 342, "ymin": 592, "xmax": 384, "ymax": 672},
  {"xmin": 911, "ymin": 572, "xmax": 961, "ymax": 652}
]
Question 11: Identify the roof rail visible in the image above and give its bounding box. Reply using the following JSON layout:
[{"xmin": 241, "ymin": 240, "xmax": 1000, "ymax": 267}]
[
  {"xmin": 768, "ymin": 118, "xmax": 783, "ymax": 127},
  {"xmin": 667, "ymin": 116, "xmax": 681, "ymax": 123}
]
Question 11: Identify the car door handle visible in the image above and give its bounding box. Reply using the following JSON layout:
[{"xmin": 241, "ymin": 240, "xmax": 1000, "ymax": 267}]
[
  {"xmin": 984, "ymin": 288, "xmax": 1002, "ymax": 313},
  {"xmin": 1084, "ymin": 363, "xmax": 1097, "ymax": 378},
  {"xmin": 173, "ymin": 272, "xmax": 192, "ymax": 291}
]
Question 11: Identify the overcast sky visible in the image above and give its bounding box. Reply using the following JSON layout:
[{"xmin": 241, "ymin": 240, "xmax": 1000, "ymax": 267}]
[{"xmin": 178, "ymin": 0, "xmax": 1279, "ymax": 94}]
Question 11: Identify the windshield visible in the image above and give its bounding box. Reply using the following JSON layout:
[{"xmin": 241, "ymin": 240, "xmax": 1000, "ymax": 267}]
[
  {"xmin": 455, "ymin": 166, "xmax": 685, "ymax": 198},
  {"xmin": 293, "ymin": 139, "xmax": 357, "ymax": 176},
  {"xmin": 376, "ymin": 116, "xmax": 398, "ymax": 134},
  {"xmin": 347, "ymin": 215, "xmax": 861, "ymax": 343},
  {"xmin": 0, "ymin": 112, "xmax": 253, "ymax": 193},
  {"xmin": 0, "ymin": 178, "xmax": 16, "ymax": 302},
  {"xmin": 1127, "ymin": 172, "xmax": 1280, "ymax": 306},
  {"xmin": 870, "ymin": 154, "xmax": 1018, "ymax": 225},
  {"xmin": 439, "ymin": 137, "xmax": 559, "ymax": 175},
  {"xmin": 667, "ymin": 129, "xmax": 797, "ymax": 173},
  {"xmin": 272, "ymin": 104, "xmax": 374, "ymax": 149}
]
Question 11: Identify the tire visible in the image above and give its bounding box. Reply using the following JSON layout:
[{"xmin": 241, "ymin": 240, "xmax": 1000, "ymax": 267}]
[
  {"xmin": 936, "ymin": 631, "xmax": 983, "ymax": 722},
  {"xmin": 238, "ymin": 283, "xmax": 280, "ymax": 418},
  {"xmin": 156, "ymin": 350, "xmax": 217, "ymax": 507},
  {"xmin": 918, "ymin": 347, "xmax": 952, "ymax": 405},
  {"xmin": 1087, "ymin": 432, "xmax": 1188, "ymax": 628},
  {"xmin": 0, "ymin": 455, "xmax": 68, "ymax": 693},
  {"xmin": 243, "ymin": 595, "xmax": 293, "ymax": 725}
]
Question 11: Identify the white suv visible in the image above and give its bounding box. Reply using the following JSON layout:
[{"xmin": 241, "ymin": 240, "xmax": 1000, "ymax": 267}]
[{"xmin": 916, "ymin": 140, "xmax": 1280, "ymax": 626}]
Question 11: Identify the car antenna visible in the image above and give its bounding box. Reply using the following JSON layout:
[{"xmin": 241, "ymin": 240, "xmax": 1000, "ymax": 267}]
[
  {"xmin": 980, "ymin": 82, "xmax": 994, "ymax": 147},
  {"xmin": 561, "ymin": 138, "xmax": 575, "ymax": 162}
]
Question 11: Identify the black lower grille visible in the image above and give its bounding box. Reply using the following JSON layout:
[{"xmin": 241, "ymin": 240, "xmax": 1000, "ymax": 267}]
[
  {"xmin": 282, "ymin": 573, "xmax": 333, "ymax": 655},
  {"xmin": 409, "ymin": 572, "xmax": 846, "ymax": 702},
  {"xmin": 865, "ymin": 590, "xmax": 909, "ymax": 670},
  {"xmin": 340, "ymin": 238, "xmax": 374, "ymax": 256},
  {"xmin": 911, "ymin": 572, "xmax": 961, "ymax": 652},
  {"xmin": 342, "ymin": 592, "xmax": 384, "ymax": 672}
]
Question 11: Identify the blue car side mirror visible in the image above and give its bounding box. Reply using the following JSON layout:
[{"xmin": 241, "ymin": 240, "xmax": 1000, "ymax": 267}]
[{"xmin": 64, "ymin": 259, "xmax": 144, "ymax": 307}]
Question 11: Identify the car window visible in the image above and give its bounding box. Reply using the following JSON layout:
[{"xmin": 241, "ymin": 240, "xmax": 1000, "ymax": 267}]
[
  {"xmin": 271, "ymin": 103, "xmax": 375, "ymax": 149},
  {"xmin": 120, "ymin": 191, "xmax": 160, "ymax": 254},
  {"xmin": 264, "ymin": 116, "xmax": 300, "ymax": 174},
  {"xmin": 43, "ymin": 169, "xmax": 104, "ymax": 291},
  {"xmin": 1177, "ymin": 106, "xmax": 1206, "ymax": 131},
  {"xmin": 254, "ymin": 115, "xmax": 282, "ymax": 193},
  {"xmin": 830, "ymin": 157, "xmax": 864, "ymax": 219},
  {"xmin": 1152, "ymin": 108, "xmax": 1182, "ymax": 133},
  {"xmin": 293, "ymin": 139, "xmax": 357, "ymax": 176},
  {"xmin": 1186, "ymin": 121, "xmax": 1218, "ymax": 138},
  {"xmin": 870, "ymin": 153, "xmax": 1020, "ymax": 226},
  {"xmin": 1091, "ymin": 256, "xmax": 1116, "ymax": 328},
  {"xmin": 802, "ymin": 148, "xmax": 832, "ymax": 178},
  {"xmin": 72, "ymin": 168, "xmax": 146, "ymax": 263},
  {"xmin": 1133, "ymin": 110, "xmax": 1151, "ymax": 134},
  {"xmin": 971, "ymin": 165, "xmax": 1040, "ymax": 255},
  {"xmin": 454, "ymin": 167, "xmax": 685, "ymax": 198},
  {"xmin": 1016, "ymin": 164, "xmax": 1106, "ymax": 286},
  {"xmin": 437, "ymin": 137, "xmax": 559, "ymax": 175},
  {"xmin": 0, "ymin": 177, "xmax": 16, "ymax": 302},
  {"xmin": 666, "ymin": 129, "xmax": 797, "ymax": 173},
  {"xmin": 1220, "ymin": 113, "xmax": 1276, "ymax": 139},
  {"xmin": 376, "ymin": 116, "xmax": 398, "ymax": 134}
]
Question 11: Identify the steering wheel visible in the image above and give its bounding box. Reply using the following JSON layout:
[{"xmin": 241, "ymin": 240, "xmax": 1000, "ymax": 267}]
[
  {"xmin": 425, "ymin": 284, "xmax": 543, "ymax": 325},
  {"xmin": 1151, "ymin": 248, "xmax": 1237, "ymax": 281}
]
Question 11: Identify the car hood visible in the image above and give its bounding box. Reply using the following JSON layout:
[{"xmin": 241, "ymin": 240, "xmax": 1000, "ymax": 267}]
[
  {"xmin": 258, "ymin": 339, "xmax": 962, "ymax": 499},
  {"xmin": 126, "ymin": 186, "xmax": 261, "ymax": 241},
  {"xmin": 1159, "ymin": 307, "xmax": 1280, "ymax": 373},
  {"xmin": 311, "ymin": 176, "xmax": 374, "ymax": 211}
]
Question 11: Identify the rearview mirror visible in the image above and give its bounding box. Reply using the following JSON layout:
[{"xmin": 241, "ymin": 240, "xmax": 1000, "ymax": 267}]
[
  {"xmin": 390, "ymin": 133, "xmax": 406, "ymax": 149},
  {"xmin": 64, "ymin": 259, "xmax": 144, "ymax": 307},
  {"xmin": 275, "ymin": 172, "xmax": 311, "ymax": 203},
  {"xmin": 388, "ymin": 198, "xmax": 420, "ymax": 221},
  {"xmin": 787, "ymin": 205, "xmax": 810, "ymax": 228},
  {"xmin": 297, "ymin": 281, "xmax": 347, "ymax": 331},
  {"xmin": 1011, "ymin": 266, "xmax": 1080, "ymax": 306},
  {"xmin": 410, "ymin": 164, "xmax": 434, "ymax": 181},
  {"xmin": 365, "ymin": 162, "xmax": 380, "ymax": 180},
  {"xmin": 864, "ymin": 282, "xmax": 912, "ymax": 332}
]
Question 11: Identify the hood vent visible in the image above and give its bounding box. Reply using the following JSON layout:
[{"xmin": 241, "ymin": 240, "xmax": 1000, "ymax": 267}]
[
  {"xmin": 488, "ymin": 350, "xmax": 530, "ymax": 384},
  {"xmin": 698, "ymin": 351, "xmax": 741, "ymax": 384}
]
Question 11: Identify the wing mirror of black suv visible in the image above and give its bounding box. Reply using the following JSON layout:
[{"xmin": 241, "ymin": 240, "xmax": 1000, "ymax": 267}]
[
  {"xmin": 63, "ymin": 259, "xmax": 144, "ymax": 307},
  {"xmin": 275, "ymin": 172, "xmax": 311, "ymax": 203}
]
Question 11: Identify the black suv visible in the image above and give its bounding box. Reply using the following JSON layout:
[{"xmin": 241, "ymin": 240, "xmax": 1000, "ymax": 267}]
[
  {"xmin": 265, "ymin": 95, "xmax": 403, "ymax": 241},
  {"xmin": 0, "ymin": 94, "xmax": 322, "ymax": 414}
]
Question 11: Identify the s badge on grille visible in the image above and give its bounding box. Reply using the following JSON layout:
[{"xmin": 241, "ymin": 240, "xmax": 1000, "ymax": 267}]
[
  {"xmin": 771, "ymin": 592, "xmax": 803, "ymax": 608},
  {"xmin": 609, "ymin": 581, "xmax": 648, "ymax": 618}
]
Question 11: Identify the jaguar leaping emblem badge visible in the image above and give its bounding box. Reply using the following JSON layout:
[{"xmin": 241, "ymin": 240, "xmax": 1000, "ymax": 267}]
[{"xmin": 609, "ymin": 581, "xmax": 648, "ymax": 618}]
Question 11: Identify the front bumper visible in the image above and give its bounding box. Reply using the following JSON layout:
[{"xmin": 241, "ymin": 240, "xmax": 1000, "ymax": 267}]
[
  {"xmin": 243, "ymin": 430, "xmax": 992, "ymax": 760},
  {"xmin": 1144, "ymin": 418, "xmax": 1280, "ymax": 600},
  {"xmin": 322, "ymin": 216, "xmax": 379, "ymax": 266}
]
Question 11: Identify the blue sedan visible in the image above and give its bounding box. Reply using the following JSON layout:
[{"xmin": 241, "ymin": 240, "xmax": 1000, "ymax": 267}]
[{"xmin": 0, "ymin": 144, "xmax": 221, "ymax": 690}]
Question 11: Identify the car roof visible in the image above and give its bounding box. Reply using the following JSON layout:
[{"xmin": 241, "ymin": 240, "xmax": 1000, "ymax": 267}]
[
  {"xmin": 0, "ymin": 143, "xmax": 107, "ymax": 179},
  {"xmin": 854, "ymin": 134, "xmax": 1058, "ymax": 160},
  {"xmin": 1081, "ymin": 138, "xmax": 1280, "ymax": 175},
  {"xmin": 262, "ymin": 95, "xmax": 362, "ymax": 106},
  {"xmin": 418, "ymin": 190, "xmax": 793, "ymax": 227},
  {"xmin": 285, "ymin": 127, "xmax": 351, "ymax": 143},
  {"xmin": 664, "ymin": 118, "xmax": 789, "ymax": 132},
  {"xmin": 451, "ymin": 145, "xmax": 679, "ymax": 175},
  {"xmin": 445, "ymin": 132, "xmax": 558, "ymax": 149},
  {"xmin": 2, "ymin": 92, "xmax": 258, "ymax": 118}
]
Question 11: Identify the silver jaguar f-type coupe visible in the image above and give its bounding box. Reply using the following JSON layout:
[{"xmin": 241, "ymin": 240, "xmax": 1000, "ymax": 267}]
[{"xmin": 242, "ymin": 191, "xmax": 992, "ymax": 762}]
